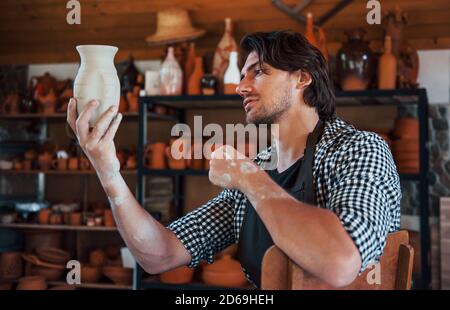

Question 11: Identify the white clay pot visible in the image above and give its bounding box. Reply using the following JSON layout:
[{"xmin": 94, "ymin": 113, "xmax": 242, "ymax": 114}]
[{"xmin": 74, "ymin": 45, "xmax": 120, "ymax": 127}]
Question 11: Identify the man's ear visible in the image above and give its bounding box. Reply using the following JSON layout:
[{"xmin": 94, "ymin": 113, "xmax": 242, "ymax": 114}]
[{"xmin": 296, "ymin": 71, "xmax": 312, "ymax": 90}]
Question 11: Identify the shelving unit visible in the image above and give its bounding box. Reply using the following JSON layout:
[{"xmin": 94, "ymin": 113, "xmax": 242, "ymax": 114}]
[
  {"xmin": 0, "ymin": 112, "xmax": 142, "ymax": 290},
  {"xmin": 136, "ymin": 89, "xmax": 430, "ymax": 290}
]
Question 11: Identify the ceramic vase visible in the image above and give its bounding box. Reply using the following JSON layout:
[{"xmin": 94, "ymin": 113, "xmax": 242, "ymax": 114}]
[
  {"xmin": 378, "ymin": 35, "xmax": 397, "ymax": 90},
  {"xmin": 74, "ymin": 45, "xmax": 120, "ymax": 127},
  {"xmin": 212, "ymin": 18, "xmax": 238, "ymax": 94},
  {"xmin": 159, "ymin": 47, "xmax": 183, "ymax": 96},
  {"xmin": 223, "ymin": 51, "xmax": 240, "ymax": 94}
]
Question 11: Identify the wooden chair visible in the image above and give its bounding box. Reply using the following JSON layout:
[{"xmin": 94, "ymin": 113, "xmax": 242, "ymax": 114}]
[{"xmin": 261, "ymin": 230, "xmax": 414, "ymax": 290}]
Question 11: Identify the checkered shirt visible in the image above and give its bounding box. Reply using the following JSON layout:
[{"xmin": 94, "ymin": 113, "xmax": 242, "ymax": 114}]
[{"xmin": 167, "ymin": 117, "xmax": 402, "ymax": 275}]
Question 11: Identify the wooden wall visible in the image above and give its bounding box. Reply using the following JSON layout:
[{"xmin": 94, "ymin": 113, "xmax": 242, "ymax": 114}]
[{"xmin": 1, "ymin": 0, "xmax": 450, "ymax": 64}]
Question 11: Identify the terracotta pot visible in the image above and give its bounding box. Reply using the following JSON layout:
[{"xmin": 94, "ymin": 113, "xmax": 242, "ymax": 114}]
[
  {"xmin": 116, "ymin": 150, "xmax": 126, "ymax": 169},
  {"xmin": 36, "ymin": 247, "xmax": 70, "ymax": 265},
  {"xmin": 38, "ymin": 208, "xmax": 51, "ymax": 225},
  {"xmin": 145, "ymin": 142, "xmax": 167, "ymax": 169},
  {"xmin": 31, "ymin": 266, "xmax": 65, "ymax": 281},
  {"xmin": 81, "ymin": 265, "xmax": 101, "ymax": 283},
  {"xmin": 201, "ymin": 255, "xmax": 247, "ymax": 287},
  {"xmin": 49, "ymin": 213, "xmax": 63, "ymax": 225},
  {"xmin": 51, "ymin": 158, "xmax": 68, "ymax": 171},
  {"xmin": 102, "ymin": 266, "xmax": 133, "ymax": 285},
  {"xmin": 89, "ymin": 249, "xmax": 106, "ymax": 267},
  {"xmin": 160, "ymin": 266, "xmax": 194, "ymax": 284},
  {"xmin": 0, "ymin": 252, "xmax": 23, "ymax": 279},
  {"xmin": 393, "ymin": 117, "xmax": 419, "ymax": 139},
  {"xmin": 69, "ymin": 212, "xmax": 82, "ymax": 226},
  {"xmin": 67, "ymin": 157, "xmax": 79, "ymax": 171},
  {"xmin": 16, "ymin": 276, "xmax": 47, "ymax": 290},
  {"xmin": 159, "ymin": 46, "xmax": 183, "ymax": 95},
  {"xmin": 38, "ymin": 153, "xmax": 52, "ymax": 171}
]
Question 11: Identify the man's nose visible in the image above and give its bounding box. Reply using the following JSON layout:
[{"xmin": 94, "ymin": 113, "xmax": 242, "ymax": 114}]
[{"xmin": 236, "ymin": 79, "xmax": 253, "ymax": 97}]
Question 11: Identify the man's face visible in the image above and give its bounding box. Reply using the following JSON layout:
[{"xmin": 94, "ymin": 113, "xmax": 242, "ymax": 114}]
[{"xmin": 237, "ymin": 51, "xmax": 294, "ymax": 125}]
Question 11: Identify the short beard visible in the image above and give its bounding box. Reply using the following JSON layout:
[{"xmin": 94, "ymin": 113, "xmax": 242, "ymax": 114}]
[{"xmin": 249, "ymin": 86, "xmax": 292, "ymax": 125}]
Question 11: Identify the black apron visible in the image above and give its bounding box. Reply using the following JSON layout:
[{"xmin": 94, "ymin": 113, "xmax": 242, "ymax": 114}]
[{"xmin": 236, "ymin": 119, "xmax": 324, "ymax": 288}]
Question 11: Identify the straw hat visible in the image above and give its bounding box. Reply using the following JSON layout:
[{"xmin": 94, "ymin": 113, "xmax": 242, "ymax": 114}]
[{"xmin": 146, "ymin": 8, "xmax": 206, "ymax": 46}]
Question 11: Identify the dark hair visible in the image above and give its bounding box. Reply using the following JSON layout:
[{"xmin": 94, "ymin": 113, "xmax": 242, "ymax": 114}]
[{"xmin": 240, "ymin": 30, "xmax": 335, "ymax": 120}]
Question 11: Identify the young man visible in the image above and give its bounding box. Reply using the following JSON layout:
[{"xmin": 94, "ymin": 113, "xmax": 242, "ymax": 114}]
[{"xmin": 67, "ymin": 31, "xmax": 401, "ymax": 288}]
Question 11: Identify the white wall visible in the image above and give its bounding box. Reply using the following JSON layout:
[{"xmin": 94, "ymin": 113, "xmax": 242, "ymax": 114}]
[{"xmin": 418, "ymin": 50, "xmax": 450, "ymax": 105}]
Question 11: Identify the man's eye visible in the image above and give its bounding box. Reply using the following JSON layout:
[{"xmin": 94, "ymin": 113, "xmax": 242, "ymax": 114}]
[{"xmin": 255, "ymin": 69, "xmax": 263, "ymax": 76}]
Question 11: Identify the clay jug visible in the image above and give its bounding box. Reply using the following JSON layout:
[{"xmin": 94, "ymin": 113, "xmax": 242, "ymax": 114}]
[
  {"xmin": 223, "ymin": 51, "xmax": 240, "ymax": 95},
  {"xmin": 51, "ymin": 158, "xmax": 68, "ymax": 171},
  {"xmin": 145, "ymin": 143, "xmax": 167, "ymax": 169},
  {"xmin": 336, "ymin": 28, "xmax": 374, "ymax": 91},
  {"xmin": 212, "ymin": 18, "xmax": 238, "ymax": 94},
  {"xmin": 378, "ymin": 35, "xmax": 397, "ymax": 90},
  {"xmin": 74, "ymin": 45, "xmax": 120, "ymax": 127},
  {"xmin": 183, "ymin": 42, "xmax": 196, "ymax": 94},
  {"xmin": 305, "ymin": 12, "xmax": 318, "ymax": 48},
  {"xmin": 187, "ymin": 57, "xmax": 204, "ymax": 95},
  {"xmin": 159, "ymin": 47, "xmax": 183, "ymax": 96},
  {"xmin": 165, "ymin": 140, "xmax": 187, "ymax": 170},
  {"xmin": 38, "ymin": 152, "xmax": 52, "ymax": 171}
]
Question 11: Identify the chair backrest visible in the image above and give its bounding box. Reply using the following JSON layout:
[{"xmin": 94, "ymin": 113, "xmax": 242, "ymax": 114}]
[{"xmin": 261, "ymin": 230, "xmax": 414, "ymax": 290}]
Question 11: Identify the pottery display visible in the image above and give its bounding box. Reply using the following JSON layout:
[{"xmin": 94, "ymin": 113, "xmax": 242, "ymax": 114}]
[
  {"xmin": 201, "ymin": 73, "xmax": 218, "ymax": 95},
  {"xmin": 223, "ymin": 51, "xmax": 240, "ymax": 95},
  {"xmin": 378, "ymin": 36, "xmax": 397, "ymax": 89},
  {"xmin": 145, "ymin": 142, "xmax": 167, "ymax": 169},
  {"xmin": 16, "ymin": 276, "xmax": 47, "ymax": 290},
  {"xmin": 336, "ymin": 28, "xmax": 375, "ymax": 91},
  {"xmin": 159, "ymin": 47, "xmax": 183, "ymax": 96},
  {"xmin": 213, "ymin": 18, "xmax": 238, "ymax": 94},
  {"xmin": 160, "ymin": 266, "xmax": 194, "ymax": 284},
  {"xmin": 187, "ymin": 56, "xmax": 204, "ymax": 95},
  {"xmin": 74, "ymin": 45, "xmax": 121, "ymax": 127}
]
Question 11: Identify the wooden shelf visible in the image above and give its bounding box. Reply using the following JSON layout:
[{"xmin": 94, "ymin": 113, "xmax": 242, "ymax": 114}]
[
  {"xmin": 0, "ymin": 169, "xmax": 137, "ymax": 175},
  {"xmin": 48, "ymin": 281, "xmax": 131, "ymax": 290},
  {"xmin": 0, "ymin": 223, "xmax": 118, "ymax": 232}
]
